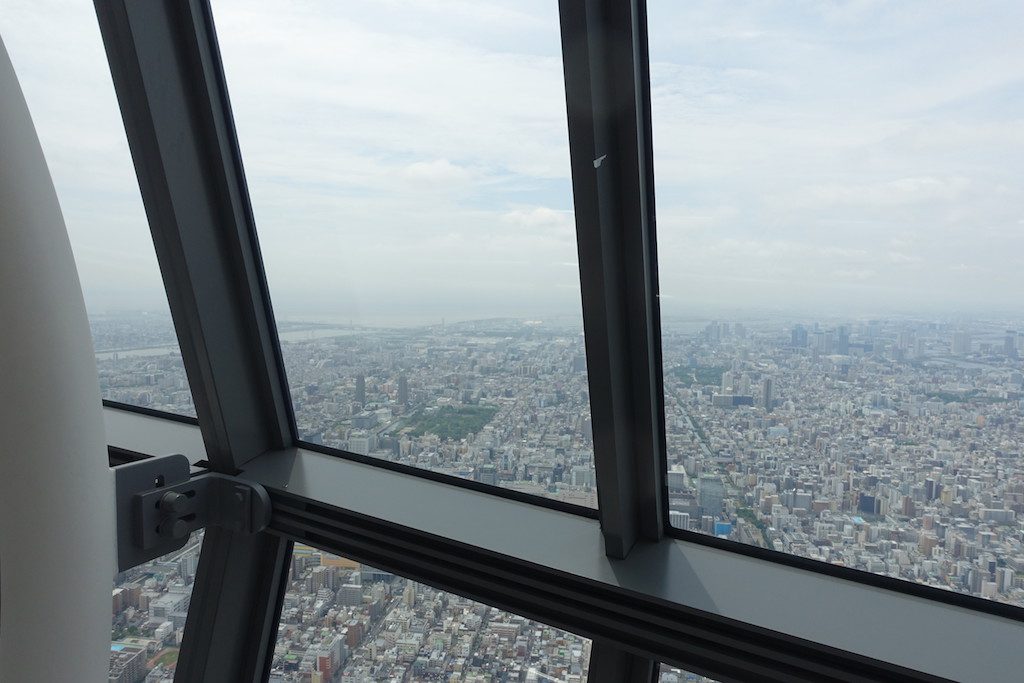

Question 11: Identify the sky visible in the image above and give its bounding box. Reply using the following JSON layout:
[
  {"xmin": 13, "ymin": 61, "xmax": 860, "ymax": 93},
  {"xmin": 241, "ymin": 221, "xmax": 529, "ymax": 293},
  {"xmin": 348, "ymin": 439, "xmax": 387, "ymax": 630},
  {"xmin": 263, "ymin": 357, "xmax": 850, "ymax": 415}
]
[{"xmin": 2, "ymin": 0, "xmax": 1022, "ymax": 323}]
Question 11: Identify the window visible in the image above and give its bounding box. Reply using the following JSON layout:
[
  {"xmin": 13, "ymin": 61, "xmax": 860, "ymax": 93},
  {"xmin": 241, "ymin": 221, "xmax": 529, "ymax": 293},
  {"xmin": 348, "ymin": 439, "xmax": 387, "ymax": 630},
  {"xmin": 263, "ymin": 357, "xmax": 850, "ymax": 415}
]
[
  {"xmin": 110, "ymin": 533, "xmax": 204, "ymax": 681},
  {"xmin": 0, "ymin": 0, "xmax": 194, "ymax": 417},
  {"xmin": 274, "ymin": 546, "xmax": 591, "ymax": 681},
  {"xmin": 650, "ymin": 0, "xmax": 1024, "ymax": 606},
  {"xmin": 212, "ymin": 0, "xmax": 595, "ymax": 506},
  {"xmin": 92, "ymin": 313, "xmax": 195, "ymax": 416},
  {"xmin": 81, "ymin": 1, "xmax": 1024, "ymax": 681}
]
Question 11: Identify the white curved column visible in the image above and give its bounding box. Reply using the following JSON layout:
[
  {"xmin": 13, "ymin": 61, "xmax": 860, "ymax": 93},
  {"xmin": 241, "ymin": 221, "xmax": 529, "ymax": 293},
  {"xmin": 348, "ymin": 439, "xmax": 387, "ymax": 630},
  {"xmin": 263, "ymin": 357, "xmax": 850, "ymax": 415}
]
[{"xmin": 0, "ymin": 36, "xmax": 116, "ymax": 681}]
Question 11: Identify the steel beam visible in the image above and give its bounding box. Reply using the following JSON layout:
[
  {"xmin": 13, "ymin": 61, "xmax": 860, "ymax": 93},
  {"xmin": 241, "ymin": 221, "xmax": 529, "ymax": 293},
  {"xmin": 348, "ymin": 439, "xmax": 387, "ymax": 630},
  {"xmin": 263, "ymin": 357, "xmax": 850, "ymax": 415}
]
[
  {"xmin": 94, "ymin": 0, "xmax": 293, "ymax": 473},
  {"xmin": 560, "ymin": 0, "xmax": 666, "ymax": 560},
  {"xmin": 104, "ymin": 407, "xmax": 1019, "ymax": 683},
  {"xmin": 94, "ymin": 1, "xmax": 295, "ymax": 679}
]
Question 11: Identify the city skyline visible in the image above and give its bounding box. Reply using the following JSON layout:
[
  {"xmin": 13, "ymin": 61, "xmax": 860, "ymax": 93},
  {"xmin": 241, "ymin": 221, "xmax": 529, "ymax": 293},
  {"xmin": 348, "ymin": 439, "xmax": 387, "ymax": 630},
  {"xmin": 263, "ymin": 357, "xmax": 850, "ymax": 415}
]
[
  {"xmin": 99, "ymin": 307, "xmax": 1024, "ymax": 678},
  {"xmin": 95, "ymin": 309, "xmax": 1024, "ymax": 610}
]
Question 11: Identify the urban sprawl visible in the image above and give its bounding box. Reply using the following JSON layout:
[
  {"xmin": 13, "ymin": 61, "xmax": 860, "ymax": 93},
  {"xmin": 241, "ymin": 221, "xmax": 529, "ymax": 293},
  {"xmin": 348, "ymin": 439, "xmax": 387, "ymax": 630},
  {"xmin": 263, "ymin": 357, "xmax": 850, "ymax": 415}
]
[{"xmin": 100, "ymin": 312, "xmax": 1024, "ymax": 681}]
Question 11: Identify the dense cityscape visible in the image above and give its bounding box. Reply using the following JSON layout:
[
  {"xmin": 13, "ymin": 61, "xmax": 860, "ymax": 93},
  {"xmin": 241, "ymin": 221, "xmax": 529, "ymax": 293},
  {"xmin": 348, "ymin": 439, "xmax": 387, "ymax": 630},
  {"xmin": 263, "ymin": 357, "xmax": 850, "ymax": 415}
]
[
  {"xmin": 100, "ymin": 311, "xmax": 1024, "ymax": 679},
  {"xmin": 109, "ymin": 534, "xmax": 201, "ymax": 682},
  {"xmin": 108, "ymin": 533, "xmax": 591, "ymax": 682},
  {"xmin": 271, "ymin": 547, "xmax": 589, "ymax": 681},
  {"xmin": 662, "ymin": 317, "xmax": 1024, "ymax": 608},
  {"xmin": 93, "ymin": 313, "xmax": 599, "ymax": 507}
]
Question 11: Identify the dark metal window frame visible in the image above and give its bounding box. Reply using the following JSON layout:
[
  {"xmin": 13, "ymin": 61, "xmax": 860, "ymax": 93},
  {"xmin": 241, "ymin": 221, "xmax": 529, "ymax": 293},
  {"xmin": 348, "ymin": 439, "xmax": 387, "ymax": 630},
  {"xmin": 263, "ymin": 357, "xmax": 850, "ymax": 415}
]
[{"xmin": 90, "ymin": 0, "xmax": 1024, "ymax": 681}]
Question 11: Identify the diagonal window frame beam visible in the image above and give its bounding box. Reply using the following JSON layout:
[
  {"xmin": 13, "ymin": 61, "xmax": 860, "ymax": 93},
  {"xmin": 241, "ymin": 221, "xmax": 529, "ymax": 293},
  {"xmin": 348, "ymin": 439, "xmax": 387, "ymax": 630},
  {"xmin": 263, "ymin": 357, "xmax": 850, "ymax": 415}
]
[
  {"xmin": 94, "ymin": 0, "xmax": 294, "ymax": 474},
  {"xmin": 94, "ymin": 0, "xmax": 295, "ymax": 679}
]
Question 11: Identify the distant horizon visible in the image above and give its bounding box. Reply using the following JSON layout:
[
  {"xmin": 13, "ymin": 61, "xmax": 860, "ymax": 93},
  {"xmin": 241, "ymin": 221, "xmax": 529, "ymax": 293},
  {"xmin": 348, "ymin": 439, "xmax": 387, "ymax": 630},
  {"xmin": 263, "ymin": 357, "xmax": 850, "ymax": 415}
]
[{"xmin": 85, "ymin": 305, "xmax": 1024, "ymax": 328}]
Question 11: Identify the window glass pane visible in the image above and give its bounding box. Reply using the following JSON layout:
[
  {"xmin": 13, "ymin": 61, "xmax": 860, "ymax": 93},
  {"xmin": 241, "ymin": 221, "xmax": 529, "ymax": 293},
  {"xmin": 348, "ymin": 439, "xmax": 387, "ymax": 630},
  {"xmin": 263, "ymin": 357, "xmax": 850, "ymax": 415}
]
[
  {"xmin": 110, "ymin": 533, "xmax": 203, "ymax": 681},
  {"xmin": 651, "ymin": 1, "xmax": 1024, "ymax": 606},
  {"xmin": 213, "ymin": 1, "xmax": 595, "ymax": 506},
  {"xmin": 0, "ymin": 1, "xmax": 195, "ymax": 417},
  {"xmin": 273, "ymin": 545, "xmax": 591, "ymax": 681},
  {"xmin": 659, "ymin": 664, "xmax": 719, "ymax": 683},
  {"xmin": 91, "ymin": 313, "xmax": 194, "ymax": 415}
]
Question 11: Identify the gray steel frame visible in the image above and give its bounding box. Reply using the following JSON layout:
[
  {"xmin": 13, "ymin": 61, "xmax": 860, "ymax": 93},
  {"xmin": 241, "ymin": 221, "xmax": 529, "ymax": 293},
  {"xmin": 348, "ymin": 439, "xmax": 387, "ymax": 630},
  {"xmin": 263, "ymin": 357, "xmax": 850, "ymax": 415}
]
[
  {"xmin": 94, "ymin": 0, "xmax": 294, "ymax": 471},
  {"xmin": 94, "ymin": 1, "xmax": 294, "ymax": 680},
  {"xmin": 89, "ymin": 0, "xmax": 1019, "ymax": 681},
  {"xmin": 561, "ymin": 0, "xmax": 666, "ymax": 560}
]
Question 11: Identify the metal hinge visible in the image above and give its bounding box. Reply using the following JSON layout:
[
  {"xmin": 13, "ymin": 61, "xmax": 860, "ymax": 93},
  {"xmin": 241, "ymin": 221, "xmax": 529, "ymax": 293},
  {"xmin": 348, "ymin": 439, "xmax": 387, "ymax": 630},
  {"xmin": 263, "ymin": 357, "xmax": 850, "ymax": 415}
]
[{"xmin": 114, "ymin": 453, "xmax": 271, "ymax": 572}]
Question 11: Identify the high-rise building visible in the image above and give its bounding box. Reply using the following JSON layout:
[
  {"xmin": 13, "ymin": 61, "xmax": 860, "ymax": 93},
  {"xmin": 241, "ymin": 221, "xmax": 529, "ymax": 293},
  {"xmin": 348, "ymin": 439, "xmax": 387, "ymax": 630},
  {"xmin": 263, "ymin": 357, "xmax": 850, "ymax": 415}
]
[
  {"xmin": 951, "ymin": 331, "xmax": 971, "ymax": 355},
  {"xmin": 475, "ymin": 464, "xmax": 499, "ymax": 487},
  {"xmin": 355, "ymin": 373, "xmax": 366, "ymax": 407},
  {"xmin": 858, "ymin": 494, "xmax": 879, "ymax": 515},
  {"xmin": 1006, "ymin": 332, "xmax": 1018, "ymax": 359},
  {"xmin": 791, "ymin": 325, "xmax": 808, "ymax": 348},
  {"xmin": 570, "ymin": 465, "xmax": 596, "ymax": 488},
  {"xmin": 698, "ymin": 475, "xmax": 725, "ymax": 518},
  {"xmin": 721, "ymin": 370, "xmax": 735, "ymax": 394},
  {"xmin": 108, "ymin": 644, "xmax": 146, "ymax": 683},
  {"xmin": 348, "ymin": 431, "xmax": 376, "ymax": 455},
  {"xmin": 837, "ymin": 326, "xmax": 850, "ymax": 355},
  {"xmin": 761, "ymin": 377, "xmax": 774, "ymax": 413},
  {"xmin": 397, "ymin": 374, "xmax": 409, "ymax": 405},
  {"xmin": 819, "ymin": 331, "xmax": 835, "ymax": 354},
  {"xmin": 669, "ymin": 511, "xmax": 691, "ymax": 531},
  {"xmin": 572, "ymin": 354, "xmax": 587, "ymax": 373},
  {"xmin": 337, "ymin": 583, "xmax": 364, "ymax": 607}
]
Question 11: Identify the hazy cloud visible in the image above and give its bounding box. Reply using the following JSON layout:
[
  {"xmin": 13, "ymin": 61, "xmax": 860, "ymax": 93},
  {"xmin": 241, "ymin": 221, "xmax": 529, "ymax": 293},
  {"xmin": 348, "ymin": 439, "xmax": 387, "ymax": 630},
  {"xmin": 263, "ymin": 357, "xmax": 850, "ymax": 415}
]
[{"xmin": 2, "ymin": 0, "xmax": 1022, "ymax": 320}]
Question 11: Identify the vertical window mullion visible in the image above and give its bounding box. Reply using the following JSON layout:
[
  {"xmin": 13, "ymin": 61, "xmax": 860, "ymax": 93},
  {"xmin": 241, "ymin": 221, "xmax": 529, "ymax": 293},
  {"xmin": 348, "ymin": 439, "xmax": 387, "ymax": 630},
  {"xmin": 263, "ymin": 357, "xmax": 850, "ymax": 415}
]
[{"xmin": 558, "ymin": 0, "xmax": 665, "ymax": 559}]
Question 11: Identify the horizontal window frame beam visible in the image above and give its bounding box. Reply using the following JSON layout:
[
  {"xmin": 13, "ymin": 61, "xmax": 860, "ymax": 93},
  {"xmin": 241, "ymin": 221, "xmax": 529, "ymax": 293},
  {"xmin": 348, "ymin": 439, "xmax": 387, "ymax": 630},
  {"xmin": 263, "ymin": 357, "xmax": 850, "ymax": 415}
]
[
  {"xmin": 297, "ymin": 437, "xmax": 600, "ymax": 520},
  {"xmin": 267, "ymin": 494, "xmax": 896, "ymax": 682},
  {"xmin": 662, "ymin": 523, "xmax": 1024, "ymax": 624},
  {"xmin": 104, "ymin": 406, "xmax": 1024, "ymax": 682},
  {"xmin": 103, "ymin": 403, "xmax": 601, "ymax": 518}
]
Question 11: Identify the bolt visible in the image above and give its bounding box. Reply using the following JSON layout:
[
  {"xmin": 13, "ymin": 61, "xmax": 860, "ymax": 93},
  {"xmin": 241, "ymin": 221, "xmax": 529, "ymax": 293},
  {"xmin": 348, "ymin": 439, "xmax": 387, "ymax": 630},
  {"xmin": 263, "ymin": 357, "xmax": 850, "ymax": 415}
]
[
  {"xmin": 158, "ymin": 491, "xmax": 187, "ymax": 514},
  {"xmin": 158, "ymin": 518, "xmax": 189, "ymax": 540}
]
